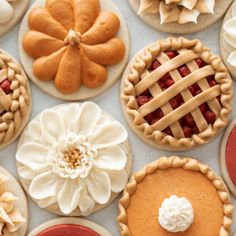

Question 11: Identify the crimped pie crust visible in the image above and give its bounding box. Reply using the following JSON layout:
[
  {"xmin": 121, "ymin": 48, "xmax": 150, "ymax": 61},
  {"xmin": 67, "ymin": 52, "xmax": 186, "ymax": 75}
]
[
  {"xmin": 0, "ymin": 49, "xmax": 31, "ymax": 150},
  {"xmin": 121, "ymin": 37, "xmax": 233, "ymax": 151},
  {"xmin": 117, "ymin": 156, "xmax": 233, "ymax": 236}
]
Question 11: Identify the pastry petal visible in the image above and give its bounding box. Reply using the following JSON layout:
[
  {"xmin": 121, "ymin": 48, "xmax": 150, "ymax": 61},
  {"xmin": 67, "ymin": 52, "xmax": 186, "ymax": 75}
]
[
  {"xmin": 82, "ymin": 38, "xmax": 125, "ymax": 65},
  {"xmin": 81, "ymin": 52, "xmax": 107, "ymax": 88},
  {"xmin": 94, "ymin": 146, "xmax": 127, "ymax": 171},
  {"xmin": 85, "ymin": 170, "xmax": 111, "ymax": 204},
  {"xmin": 6, "ymin": 209, "xmax": 25, "ymax": 233},
  {"xmin": 28, "ymin": 7, "xmax": 67, "ymax": 40},
  {"xmin": 195, "ymin": 0, "xmax": 215, "ymax": 14},
  {"xmin": 88, "ymin": 121, "xmax": 128, "ymax": 149},
  {"xmin": 40, "ymin": 109, "xmax": 65, "ymax": 144},
  {"xmin": 58, "ymin": 180, "xmax": 82, "ymax": 214},
  {"xmin": 178, "ymin": 0, "xmax": 198, "ymax": 10},
  {"xmin": 0, "ymin": 0, "xmax": 13, "ymax": 24},
  {"xmin": 23, "ymin": 30, "xmax": 64, "ymax": 58},
  {"xmin": 138, "ymin": 0, "xmax": 160, "ymax": 14},
  {"xmin": 46, "ymin": 0, "xmax": 74, "ymax": 30},
  {"xmin": 78, "ymin": 189, "xmax": 95, "ymax": 216},
  {"xmin": 159, "ymin": 1, "xmax": 180, "ymax": 24},
  {"xmin": 0, "ymin": 207, "xmax": 12, "ymax": 225},
  {"xmin": 55, "ymin": 45, "xmax": 82, "ymax": 94},
  {"xmin": 29, "ymin": 171, "xmax": 61, "ymax": 199},
  {"xmin": 73, "ymin": 0, "xmax": 100, "ymax": 34},
  {"xmin": 16, "ymin": 143, "xmax": 49, "ymax": 172},
  {"xmin": 0, "ymin": 192, "xmax": 17, "ymax": 213},
  {"xmin": 72, "ymin": 102, "xmax": 101, "ymax": 135},
  {"xmin": 178, "ymin": 8, "xmax": 200, "ymax": 24},
  {"xmin": 105, "ymin": 169, "xmax": 128, "ymax": 193},
  {"xmin": 82, "ymin": 11, "xmax": 120, "ymax": 45},
  {"xmin": 227, "ymin": 50, "xmax": 236, "ymax": 67},
  {"xmin": 33, "ymin": 47, "xmax": 66, "ymax": 81}
]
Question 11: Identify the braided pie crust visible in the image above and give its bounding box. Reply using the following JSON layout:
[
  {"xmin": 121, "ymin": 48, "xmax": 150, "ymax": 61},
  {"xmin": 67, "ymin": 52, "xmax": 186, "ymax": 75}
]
[
  {"xmin": 117, "ymin": 156, "xmax": 233, "ymax": 236},
  {"xmin": 121, "ymin": 37, "xmax": 233, "ymax": 151},
  {"xmin": 0, "ymin": 49, "xmax": 31, "ymax": 150}
]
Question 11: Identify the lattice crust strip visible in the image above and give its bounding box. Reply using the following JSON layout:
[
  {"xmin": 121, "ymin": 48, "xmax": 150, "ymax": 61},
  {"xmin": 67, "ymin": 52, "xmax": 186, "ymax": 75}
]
[
  {"xmin": 0, "ymin": 49, "xmax": 30, "ymax": 145},
  {"xmin": 122, "ymin": 37, "xmax": 233, "ymax": 149}
]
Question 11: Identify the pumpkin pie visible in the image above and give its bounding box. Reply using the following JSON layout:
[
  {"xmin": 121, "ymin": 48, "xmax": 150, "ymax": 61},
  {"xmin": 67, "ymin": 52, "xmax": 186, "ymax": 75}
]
[
  {"xmin": 19, "ymin": 0, "xmax": 129, "ymax": 100},
  {"xmin": 121, "ymin": 37, "xmax": 233, "ymax": 151},
  {"xmin": 117, "ymin": 156, "xmax": 233, "ymax": 236},
  {"xmin": 128, "ymin": 0, "xmax": 233, "ymax": 34},
  {"xmin": 0, "ymin": 49, "xmax": 31, "ymax": 150}
]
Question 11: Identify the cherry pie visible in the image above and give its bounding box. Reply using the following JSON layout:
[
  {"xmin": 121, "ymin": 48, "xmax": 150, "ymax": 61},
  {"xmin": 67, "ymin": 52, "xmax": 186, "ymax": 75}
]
[{"xmin": 121, "ymin": 37, "xmax": 233, "ymax": 150}]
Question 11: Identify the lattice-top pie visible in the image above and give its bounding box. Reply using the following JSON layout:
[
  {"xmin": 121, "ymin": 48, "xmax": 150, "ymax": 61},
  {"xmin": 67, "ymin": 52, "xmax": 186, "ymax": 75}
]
[{"xmin": 121, "ymin": 37, "xmax": 233, "ymax": 150}]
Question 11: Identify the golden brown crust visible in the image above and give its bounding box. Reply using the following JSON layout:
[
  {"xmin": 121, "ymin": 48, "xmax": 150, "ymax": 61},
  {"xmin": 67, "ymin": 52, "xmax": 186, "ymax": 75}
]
[
  {"xmin": 121, "ymin": 37, "xmax": 233, "ymax": 151},
  {"xmin": 117, "ymin": 156, "xmax": 234, "ymax": 236}
]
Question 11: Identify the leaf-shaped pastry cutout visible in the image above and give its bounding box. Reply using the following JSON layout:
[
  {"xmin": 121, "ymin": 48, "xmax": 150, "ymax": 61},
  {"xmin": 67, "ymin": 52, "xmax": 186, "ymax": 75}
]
[
  {"xmin": 138, "ymin": 0, "xmax": 160, "ymax": 15},
  {"xmin": 178, "ymin": 7, "xmax": 200, "ymax": 24},
  {"xmin": 28, "ymin": 7, "xmax": 67, "ymax": 40},
  {"xmin": 73, "ymin": 0, "xmax": 100, "ymax": 34},
  {"xmin": 178, "ymin": 0, "xmax": 198, "ymax": 10},
  {"xmin": 82, "ymin": 11, "xmax": 120, "ymax": 45},
  {"xmin": 33, "ymin": 47, "xmax": 66, "ymax": 81},
  {"xmin": 46, "ymin": 0, "xmax": 74, "ymax": 31},
  {"xmin": 81, "ymin": 38, "xmax": 125, "ymax": 65},
  {"xmin": 23, "ymin": 30, "xmax": 64, "ymax": 58},
  {"xmin": 81, "ymin": 51, "xmax": 107, "ymax": 88},
  {"xmin": 159, "ymin": 1, "xmax": 180, "ymax": 24},
  {"xmin": 55, "ymin": 45, "xmax": 81, "ymax": 93},
  {"xmin": 195, "ymin": 0, "xmax": 215, "ymax": 14}
]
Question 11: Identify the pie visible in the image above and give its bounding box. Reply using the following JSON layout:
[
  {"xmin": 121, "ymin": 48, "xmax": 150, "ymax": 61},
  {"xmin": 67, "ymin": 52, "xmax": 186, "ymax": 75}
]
[
  {"xmin": 117, "ymin": 156, "xmax": 233, "ymax": 236},
  {"xmin": 121, "ymin": 37, "xmax": 233, "ymax": 150},
  {"xmin": 0, "ymin": 49, "xmax": 31, "ymax": 150},
  {"xmin": 20, "ymin": 0, "xmax": 129, "ymax": 99},
  {"xmin": 220, "ymin": 117, "xmax": 236, "ymax": 198},
  {"xmin": 16, "ymin": 102, "xmax": 132, "ymax": 216}
]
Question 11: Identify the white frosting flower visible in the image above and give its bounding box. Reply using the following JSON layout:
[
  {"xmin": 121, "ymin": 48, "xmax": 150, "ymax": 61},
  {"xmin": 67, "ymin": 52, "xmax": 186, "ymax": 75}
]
[
  {"xmin": 0, "ymin": 0, "xmax": 14, "ymax": 24},
  {"xmin": 16, "ymin": 102, "xmax": 129, "ymax": 216},
  {"xmin": 158, "ymin": 195, "xmax": 194, "ymax": 232},
  {"xmin": 138, "ymin": 0, "xmax": 215, "ymax": 24}
]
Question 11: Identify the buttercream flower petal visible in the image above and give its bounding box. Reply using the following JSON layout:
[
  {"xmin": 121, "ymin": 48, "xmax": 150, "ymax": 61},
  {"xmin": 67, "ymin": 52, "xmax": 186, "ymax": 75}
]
[
  {"xmin": 94, "ymin": 146, "xmax": 127, "ymax": 170},
  {"xmin": 18, "ymin": 166, "xmax": 35, "ymax": 180},
  {"xmin": 86, "ymin": 170, "xmax": 111, "ymax": 204},
  {"xmin": 29, "ymin": 171, "xmax": 61, "ymax": 199},
  {"xmin": 105, "ymin": 169, "xmax": 128, "ymax": 193},
  {"xmin": 38, "ymin": 196, "xmax": 57, "ymax": 208},
  {"xmin": 58, "ymin": 180, "xmax": 82, "ymax": 215},
  {"xmin": 40, "ymin": 109, "xmax": 64, "ymax": 144},
  {"xmin": 88, "ymin": 121, "xmax": 127, "ymax": 149},
  {"xmin": 224, "ymin": 17, "xmax": 236, "ymax": 46},
  {"xmin": 26, "ymin": 120, "xmax": 41, "ymax": 142},
  {"xmin": 16, "ymin": 142, "xmax": 49, "ymax": 172},
  {"xmin": 78, "ymin": 189, "xmax": 95, "ymax": 216},
  {"xmin": 72, "ymin": 102, "xmax": 101, "ymax": 135},
  {"xmin": 228, "ymin": 51, "xmax": 236, "ymax": 67}
]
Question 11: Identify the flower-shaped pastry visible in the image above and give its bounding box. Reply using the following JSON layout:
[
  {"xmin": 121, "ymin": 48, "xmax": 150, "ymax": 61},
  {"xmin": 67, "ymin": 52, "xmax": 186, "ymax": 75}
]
[
  {"xmin": 0, "ymin": 174, "xmax": 25, "ymax": 235},
  {"xmin": 23, "ymin": 0, "xmax": 125, "ymax": 94},
  {"xmin": 138, "ymin": 0, "xmax": 215, "ymax": 24},
  {"xmin": 16, "ymin": 102, "xmax": 130, "ymax": 216}
]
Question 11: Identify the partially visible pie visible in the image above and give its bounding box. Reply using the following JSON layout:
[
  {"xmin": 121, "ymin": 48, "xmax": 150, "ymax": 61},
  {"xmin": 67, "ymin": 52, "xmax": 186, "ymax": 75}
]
[{"xmin": 121, "ymin": 37, "xmax": 233, "ymax": 151}]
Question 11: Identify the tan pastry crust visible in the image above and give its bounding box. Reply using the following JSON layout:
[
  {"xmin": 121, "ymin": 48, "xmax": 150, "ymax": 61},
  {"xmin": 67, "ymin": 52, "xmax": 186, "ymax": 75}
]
[
  {"xmin": 0, "ymin": 49, "xmax": 31, "ymax": 150},
  {"xmin": 220, "ymin": 1, "xmax": 236, "ymax": 81},
  {"xmin": 0, "ymin": 165, "xmax": 28, "ymax": 236},
  {"xmin": 128, "ymin": 0, "xmax": 233, "ymax": 34},
  {"xmin": 121, "ymin": 37, "xmax": 233, "ymax": 151},
  {"xmin": 17, "ymin": 103, "xmax": 132, "ymax": 216},
  {"xmin": 117, "ymin": 156, "xmax": 233, "ymax": 236},
  {"xmin": 28, "ymin": 217, "xmax": 112, "ymax": 236},
  {"xmin": 220, "ymin": 117, "xmax": 236, "ymax": 198},
  {"xmin": 18, "ymin": 0, "xmax": 130, "ymax": 101}
]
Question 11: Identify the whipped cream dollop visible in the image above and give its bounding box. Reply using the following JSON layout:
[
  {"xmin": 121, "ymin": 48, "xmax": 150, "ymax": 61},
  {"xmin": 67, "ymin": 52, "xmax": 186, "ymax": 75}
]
[
  {"xmin": 158, "ymin": 195, "xmax": 194, "ymax": 232},
  {"xmin": 0, "ymin": 0, "xmax": 14, "ymax": 24},
  {"xmin": 138, "ymin": 0, "xmax": 215, "ymax": 24},
  {"xmin": 16, "ymin": 102, "xmax": 129, "ymax": 216}
]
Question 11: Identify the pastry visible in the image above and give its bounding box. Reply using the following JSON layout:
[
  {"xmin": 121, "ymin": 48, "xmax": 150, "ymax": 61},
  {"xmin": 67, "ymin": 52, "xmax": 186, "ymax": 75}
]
[
  {"xmin": 0, "ymin": 166, "xmax": 28, "ymax": 236},
  {"xmin": 128, "ymin": 0, "xmax": 232, "ymax": 34},
  {"xmin": 28, "ymin": 217, "xmax": 112, "ymax": 236},
  {"xmin": 121, "ymin": 37, "xmax": 233, "ymax": 151},
  {"xmin": 18, "ymin": 0, "xmax": 130, "ymax": 100},
  {"xmin": 16, "ymin": 102, "xmax": 132, "ymax": 216},
  {"xmin": 0, "ymin": 49, "xmax": 31, "ymax": 150},
  {"xmin": 117, "ymin": 156, "xmax": 233, "ymax": 236},
  {"xmin": 220, "ymin": 117, "xmax": 236, "ymax": 198},
  {"xmin": 0, "ymin": 0, "xmax": 30, "ymax": 37},
  {"xmin": 220, "ymin": 1, "xmax": 236, "ymax": 81}
]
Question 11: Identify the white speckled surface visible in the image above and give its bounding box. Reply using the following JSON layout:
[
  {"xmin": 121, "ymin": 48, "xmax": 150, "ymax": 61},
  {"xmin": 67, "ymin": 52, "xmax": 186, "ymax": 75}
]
[{"xmin": 0, "ymin": 0, "xmax": 235, "ymax": 235}]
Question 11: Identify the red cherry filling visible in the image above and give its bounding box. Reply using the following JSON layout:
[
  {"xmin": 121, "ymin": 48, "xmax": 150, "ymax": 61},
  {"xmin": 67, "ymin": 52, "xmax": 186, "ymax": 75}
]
[
  {"xmin": 136, "ymin": 51, "xmax": 219, "ymax": 137},
  {"xmin": 0, "ymin": 79, "xmax": 12, "ymax": 94}
]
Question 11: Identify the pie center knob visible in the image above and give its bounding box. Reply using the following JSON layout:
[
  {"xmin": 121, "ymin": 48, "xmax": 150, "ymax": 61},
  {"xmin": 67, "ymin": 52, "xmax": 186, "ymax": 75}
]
[{"xmin": 64, "ymin": 30, "xmax": 82, "ymax": 46}]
